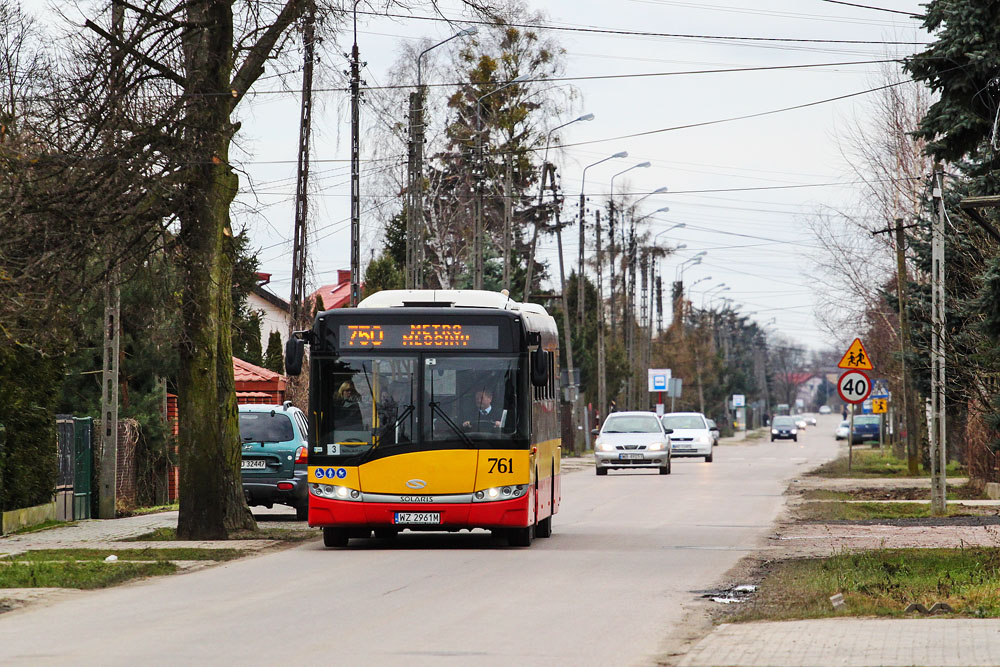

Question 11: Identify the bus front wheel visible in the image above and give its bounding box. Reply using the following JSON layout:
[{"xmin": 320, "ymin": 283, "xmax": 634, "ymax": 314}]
[{"xmin": 323, "ymin": 527, "xmax": 349, "ymax": 548}]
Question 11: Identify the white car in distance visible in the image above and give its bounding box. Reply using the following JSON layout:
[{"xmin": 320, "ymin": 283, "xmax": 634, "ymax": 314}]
[
  {"xmin": 660, "ymin": 412, "xmax": 714, "ymax": 463},
  {"xmin": 593, "ymin": 412, "xmax": 672, "ymax": 476}
]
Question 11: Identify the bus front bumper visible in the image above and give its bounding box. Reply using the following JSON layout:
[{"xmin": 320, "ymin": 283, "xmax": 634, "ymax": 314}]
[{"xmin": 308, "ymin": 493, "xmax": 532, "ymax": 530}]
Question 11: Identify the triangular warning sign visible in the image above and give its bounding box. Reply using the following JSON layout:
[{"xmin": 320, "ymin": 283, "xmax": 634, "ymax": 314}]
[{"xmin": 837, "ymin": 338, "xmax": 873, "ymax": 370}]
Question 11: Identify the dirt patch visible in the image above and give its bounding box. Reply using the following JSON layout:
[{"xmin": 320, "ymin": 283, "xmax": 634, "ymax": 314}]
[{"xmin": 819, "ymin": 515, "xmax": 1000, "ymax": 527}]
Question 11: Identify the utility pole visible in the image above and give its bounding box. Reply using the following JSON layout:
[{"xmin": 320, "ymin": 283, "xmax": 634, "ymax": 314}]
[
  {"xmin": 655, "ymin": 272, "xmax": 663, "ymax": 335},
  {"xmin": 553, "ymin": 175, "xmax": 577, "ymax": 453},
  {"xmin": 893, "ymin": 220, "xmax": 919, "ymax": 475},
  {"xmin": 625, "ymin": 222, "xmax": 638, "ymax": 407},
  {"xmin": 289, "ymin": 3, "xmax": 315, "ymax": 322},
  {"xmin": 98, "ymin": 0, "xmax": 124, "ymax": 520},
  {"xmin": 930, "ymin": 169, "xmax": 947, "ymax": 515},
  {"xmin": 349, "ymin": 9, "xmax": 363, "ymax": 306},
  {"xmin": 503, "ymin": 155, "xmax": 513, "ymax": 291},
  {"xmin": 595, "ymin": 210, "xmax": 607, "ymax": 424},
  {"xmin": 405, "ymin": 89, "xmax": 419, "ymax": 288},
  {"xmin": 473, "ymin": 101, "xmax": 485, "ymax": 290},
  {"xmin": 608, "ymin": 201, "xmax": 616, "ymax": 336},
  {"xmin": 578, "ymin": 194, "xmax": 586, "ymax": 329}
]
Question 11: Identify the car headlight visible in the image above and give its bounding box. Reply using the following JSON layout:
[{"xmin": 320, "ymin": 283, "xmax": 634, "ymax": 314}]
[
  {"xmin": 596, "ymin": 440, "xmax": 615, "ymax": 452},
  {"xmin": 791, "ymin": 429, "xmax": 798, "ymax": 434},
  {"xmin": 648, "ymin": 442, "xmax": 665, "ymax": 451},
  {"xmin": 473, "ymin": 485, "xmax": 527, "ymax": 502},
  {"xmin": 310, "ymin": 483, "xmax": 362, "ymax": 501},
  {"xmin": 696, "ymin": 435, "xmax": 710, "ymax": 445},
  {"xmin": 771, "ymin": 429, "xmax": 779, "ymax": 435}
]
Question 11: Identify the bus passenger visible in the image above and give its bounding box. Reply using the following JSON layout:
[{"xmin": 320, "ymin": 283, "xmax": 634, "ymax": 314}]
[
  {"xmin": 461, "ymin": 388, "xmax": 502, "ymax": 431},
  {"xmin": 335, "ymin": 380, "xmax": 364, "ymax": 431}
]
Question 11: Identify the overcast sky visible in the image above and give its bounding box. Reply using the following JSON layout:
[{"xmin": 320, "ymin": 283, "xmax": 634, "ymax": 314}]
[{"xmin": 225, "ymin": 0, "xmax": 928, "ymax": 350}]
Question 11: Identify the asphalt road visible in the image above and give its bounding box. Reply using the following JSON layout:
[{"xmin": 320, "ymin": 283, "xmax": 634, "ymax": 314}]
[{"xmin": 0, "ymin": 417, "xmax": 840, "ymax": 666}]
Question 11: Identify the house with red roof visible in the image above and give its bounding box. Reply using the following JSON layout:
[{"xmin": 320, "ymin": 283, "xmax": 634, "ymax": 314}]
[
  {"xmin": 309, "ymin": 269, "xmax": 353, "ymax": 312},
  {"xmin": 234, "ymin": 357, "xmax": 287, "ymax": 405}
]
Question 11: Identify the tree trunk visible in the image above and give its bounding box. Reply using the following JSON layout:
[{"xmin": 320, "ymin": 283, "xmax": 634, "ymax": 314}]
[{"xmin": 176, "ymin": 0, "xmax": 255, "ymax": 539}]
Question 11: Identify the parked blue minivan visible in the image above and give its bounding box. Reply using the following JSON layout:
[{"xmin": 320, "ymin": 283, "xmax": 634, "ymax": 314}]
[
  {"xmin": 851, "ymin": 414, "xmax": 881, "ymax": 444},
  {"xmin": 238, "ymin": 403, "xmax": 309, "ymax": 520}
]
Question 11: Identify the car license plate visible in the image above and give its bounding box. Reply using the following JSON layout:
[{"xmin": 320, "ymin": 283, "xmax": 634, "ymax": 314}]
[
  {"xmin": 394, "ymin": 512, "xmax": 440, "ymax": 525},
  {"xmin": 619, "ymin": 453, "xmax": 644, "ymax": 460},
  {"xmin": 241, "ymin": 459, "xmax": 266, "ymax": 470}
]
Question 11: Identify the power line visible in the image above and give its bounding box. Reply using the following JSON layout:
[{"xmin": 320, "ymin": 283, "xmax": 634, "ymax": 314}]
[
  {"xmin": 817, "ymin": 0, "xmax": 924, "ymax": 17},
  {"xmin": 356, "ymin": 10, "xmax": 929, "ymax": 45}
]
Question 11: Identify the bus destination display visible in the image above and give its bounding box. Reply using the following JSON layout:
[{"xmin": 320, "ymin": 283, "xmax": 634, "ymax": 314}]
[{"xmin": 340, "ymin": 324, "xmax": 499, "ymax": 349}]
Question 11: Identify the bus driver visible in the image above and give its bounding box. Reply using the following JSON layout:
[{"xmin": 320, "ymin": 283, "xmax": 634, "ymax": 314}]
[{"xmin": 461, "ymin": 388, "xmax": 502, "ymax": 431}]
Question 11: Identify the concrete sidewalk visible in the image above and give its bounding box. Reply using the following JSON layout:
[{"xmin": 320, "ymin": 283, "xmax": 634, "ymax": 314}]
[{"xmin": 679, "ymin": 618, "xmax": 1000, "ymax": 666}]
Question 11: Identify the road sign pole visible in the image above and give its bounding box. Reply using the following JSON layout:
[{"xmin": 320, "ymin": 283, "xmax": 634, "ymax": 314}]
[{"xmin": 848, "ymin": 403, "xmax": 854, "ymax": 472}]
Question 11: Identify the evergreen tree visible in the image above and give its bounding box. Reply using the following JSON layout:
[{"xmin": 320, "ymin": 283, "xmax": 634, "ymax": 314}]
[
  {"xmin": 363, "ymin": 253, "xmax": 404, "ymax": 297},
  {"xmin": 263, "ymin": 331, "xmax": 284, "ymax": 374}
]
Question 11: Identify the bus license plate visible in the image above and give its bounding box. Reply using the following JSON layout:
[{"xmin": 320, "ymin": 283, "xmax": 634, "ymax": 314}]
[
  {"xmin": 619, "ymin": 453, "xmax": 644, "ymax": 460},
  {"xmin": 394, "ymin": 512, "xmax": 440, "ymax": 525},
  {"xmin": 241, "ymin": 459, "xmax": 267, "ymax": 470}
]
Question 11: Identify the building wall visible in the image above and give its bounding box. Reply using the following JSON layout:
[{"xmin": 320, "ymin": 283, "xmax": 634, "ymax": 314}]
[{"xmin": 248, "ymin": 291, "xmax": 290, "ymax": 353}]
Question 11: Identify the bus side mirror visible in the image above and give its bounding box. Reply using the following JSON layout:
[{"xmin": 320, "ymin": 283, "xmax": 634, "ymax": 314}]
[
  {"xmin": 285, "ymin": 338, "xmax": 305, "ymax": 376},
  {"xmin": 531, "ymin": 346, "xmax": 548, "ymax": 388}
]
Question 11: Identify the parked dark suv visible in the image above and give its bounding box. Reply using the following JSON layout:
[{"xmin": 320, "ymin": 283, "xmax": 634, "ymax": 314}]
[{"xmin": 239, "ymin": 403, "xmax": 309, "ymax": 520}]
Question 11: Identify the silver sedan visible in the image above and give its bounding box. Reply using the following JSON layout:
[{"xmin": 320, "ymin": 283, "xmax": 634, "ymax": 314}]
[{"xmin": 592, "ymin": 411, "xmax": 672, "ymax": 476}]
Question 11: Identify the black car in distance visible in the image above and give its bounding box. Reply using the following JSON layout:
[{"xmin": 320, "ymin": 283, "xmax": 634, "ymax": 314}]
[{"xmin": 770, "ymin": 415, "xmax": 798, "ymax": 442}]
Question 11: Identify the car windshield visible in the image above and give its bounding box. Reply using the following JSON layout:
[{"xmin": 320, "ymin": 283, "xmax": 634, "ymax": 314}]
[
  {"xmin": 604, "ymin": 415, "xmax": 662, "ymax": 433},
  {"xmin": 314, "ymin": 356, "xmax": 418, "ymax": 457},
  {"xmin": 840, "ymin": 421, "xmax": 849, "ymax": 427},
  {"xmin": 422, "ymin": 355, "xmax": 522, "ymax": 444},
  {"xmin": 773, "ymin": 417, "xmax": 796, "ymax": 427},
  {"xmin": 854, "ymin": 415, "xmax": 880, "ymax": 426},
  {"xmin": 661, "ymin": 415, "xmax": 705, "ymax": 430},
  {"xmin": 239, "ymin": 412, "xmax": 295, "ymax": 443}
]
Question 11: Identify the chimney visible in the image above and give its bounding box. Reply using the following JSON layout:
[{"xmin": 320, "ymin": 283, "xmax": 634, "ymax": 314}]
[{"xmin": 337, "ymin": 269, "xmax": 351, "ymax": 286}]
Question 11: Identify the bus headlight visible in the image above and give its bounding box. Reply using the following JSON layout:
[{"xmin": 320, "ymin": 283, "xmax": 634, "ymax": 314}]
[
  {"xmin": 310, "ymin": 483, "xmax": 362, "ymax": 502},
  {"xmin": 473, "ymin": 485, "xmax": 527, "ymax": 502}
]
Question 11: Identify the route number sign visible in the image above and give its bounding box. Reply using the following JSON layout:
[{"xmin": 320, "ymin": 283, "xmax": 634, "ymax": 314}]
[
  {"xmin": 838, "ymin": 370, "xmax": 872, "ymax": 405},
  {"xmin": 872, "ymin": 397, "xmax": 888, "ymax": 414}
]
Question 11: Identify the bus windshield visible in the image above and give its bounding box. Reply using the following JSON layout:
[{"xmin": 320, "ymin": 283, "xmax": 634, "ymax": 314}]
[
  {"xmin": 423, "ymin": 355, "xmax": 522, "ymax": 444},
  {"xmin": 315, "ymin": 356, "xmax": 418, "ymax": 457}
]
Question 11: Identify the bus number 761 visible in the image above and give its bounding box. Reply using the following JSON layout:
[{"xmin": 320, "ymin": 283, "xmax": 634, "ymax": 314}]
[{"xmin": 488, "ymin": 457, "xmax": 513, "ymax": 474}]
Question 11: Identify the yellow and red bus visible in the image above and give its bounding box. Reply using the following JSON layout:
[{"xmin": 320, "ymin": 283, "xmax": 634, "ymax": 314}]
[{"xmin": 285, "ymin": 289, "xmax": 561, "ymax": 547}]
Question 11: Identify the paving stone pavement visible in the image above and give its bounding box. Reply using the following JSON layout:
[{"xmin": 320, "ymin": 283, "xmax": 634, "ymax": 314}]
[
  {"xmin": 679, "ymin": 618, "xmax": 1000, "ymax": 667},
  {"xmin": 0, "ymin": 512, "xmax": 180, "ymax": 557}
]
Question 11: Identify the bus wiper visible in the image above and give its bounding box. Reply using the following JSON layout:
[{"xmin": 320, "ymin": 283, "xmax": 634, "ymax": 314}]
[
  {"xmin": 374, "ymin": 404, "xmax": 415, "ymax": 447},
  {"xmin": 359, "ymin": 362, "xmax": 379, "ymax": 434},
  {"xmin": 428, "ymin": 401, "xmax": 474, "ymax": 447}
]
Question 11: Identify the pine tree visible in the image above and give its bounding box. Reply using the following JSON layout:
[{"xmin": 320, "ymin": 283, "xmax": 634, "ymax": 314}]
[{"xmin": 263, "ymin": 331, "xmax": 284, "ymax": 374}]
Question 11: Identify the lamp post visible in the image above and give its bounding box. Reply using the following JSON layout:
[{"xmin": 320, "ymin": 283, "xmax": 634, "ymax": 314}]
[
  {"xmin": 608, "ymin": 161, "xmax": 651, "ymax": 336},
  {"xmin": 473, "ymin": 73, "xmax": 530, "ymax": 290},
  {"xmin": 576, "ymin": 149, "xmax": 626, "ymax": 328},
  {"xmin": 407, "ymin": 26, "xmax": 477, "ymax": 288},
  {"xmin": 523, "ymin": 113, "xmax": 596, "ymax": 300}
]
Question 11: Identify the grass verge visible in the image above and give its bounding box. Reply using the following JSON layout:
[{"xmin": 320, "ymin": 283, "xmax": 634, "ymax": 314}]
[
  {"xmin": 808, "ymin": 448, "xmax": 964, "ymax": 478},
  {"xmin": 129, "ymin": 527, "xmax": 317, "ymax": 542},
  {"xmin": 794, "ymin": 501, "xmax": 977, "ymax": 522},
  {"xmin": 801, "ymin": 485, "xmax": 988, "ymax": 502},
  {"xmin": 117, "ymin": 503, "xmax": 179, "ymax": 518},
  {"xmin": 0, "ymin": 561, "xmax": 177, "ymax": 589},
  {"xmin": 3, "ymin": 548, "xmax": 243, "ymax": 562},
  {"xmin": 731, "ymin": 548, "xmax": 1000, "ymax": 621}
]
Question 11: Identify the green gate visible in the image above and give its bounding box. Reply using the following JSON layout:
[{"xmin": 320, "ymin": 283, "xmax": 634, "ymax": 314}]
[{"xmin": 73, "ymin": 417, "xmax": 93, "ymax": 520}]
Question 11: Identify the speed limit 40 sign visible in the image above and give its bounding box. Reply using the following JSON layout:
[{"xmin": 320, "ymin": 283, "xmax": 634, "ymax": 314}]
[{"xmin": 838, "ymin": 370, "xmax": 872, "ymax": 404}]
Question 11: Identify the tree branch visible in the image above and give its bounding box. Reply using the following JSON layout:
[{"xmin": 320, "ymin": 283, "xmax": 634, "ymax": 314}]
[
  {"xmin": 229, "ymin": 0, "xmax": 308, "ymax": 110},
  {"xmin": 84, "ymin": 19, "xmax": 185, "ymax": 87}
]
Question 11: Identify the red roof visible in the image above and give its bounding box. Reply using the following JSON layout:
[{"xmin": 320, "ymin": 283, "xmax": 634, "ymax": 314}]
[
  {"xmin": 784, "ymin": 373, "xmax": 817, "ymax": 387},
  {"xmin": 233, "ymin": 357, "xmax": 284, "ymax": 383},
  {"xmin": 310, "ymin": 269, "xmax": 352, "ymax": 311}
]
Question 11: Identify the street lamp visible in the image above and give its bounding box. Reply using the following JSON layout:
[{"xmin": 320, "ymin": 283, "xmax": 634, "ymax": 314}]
[
  {"xmin": 473, "ymin": 73, "xmax": 531, "ymax": 290},
  {"xmin": 652, "ymin": 222, "xmax": 686, "ymax": 244},
  {"xmin": 609, "ymin": 161, "xmax": 651, "ymax": 332},
  {"xmin": 635, "ymin": 206, "xmax": 670, "ymax": 225},
  {"xmin": 523, "ymin": 112, "xmax": 597, "ymax": 299},
  {"xmin": 408, "ymin": 26, "xmax": 478, "ymax": 288},
  {"xmin": 570, "ymin": 148, "xmax": 624, "ymax": 328},
  {"xmin": 635, "ymin": 186, "xmax": 668, "ymax": 208},
  {"xmin": 690, "ymin": 276, "xmax": 711, "ymax": 288}
]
